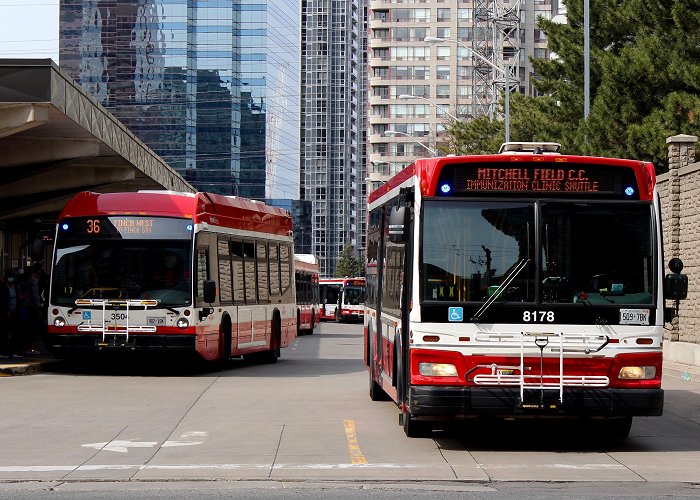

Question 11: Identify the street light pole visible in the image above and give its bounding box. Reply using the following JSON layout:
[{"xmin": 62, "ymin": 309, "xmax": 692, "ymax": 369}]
[
  {"xmin": 384, "ymin": 130, "xmax": 438, "ymax": 156},
  {"xmin": 584, "ymin": 0, "xmax": 590, "ymax": 121},
  {"xmin": 424, "ymin": 36, "xmax": 510, "ymax": 143},
  {"xmin": 398, "ymin": 94, "xmax": 460, "ymax": 122}
]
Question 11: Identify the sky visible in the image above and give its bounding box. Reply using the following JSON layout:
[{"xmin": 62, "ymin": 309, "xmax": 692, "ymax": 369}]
[{"xmin": 0, "ymin": 1, "xmax": 60, "ymax": 61}]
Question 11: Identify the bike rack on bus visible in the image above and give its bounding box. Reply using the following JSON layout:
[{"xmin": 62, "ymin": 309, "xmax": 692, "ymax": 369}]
[
  {"xmin": 74, "ymin": 298, "xmax": 159, "ymax": 343},
  {"xmin": 466, "ymin": 331, "xmax": 610, "ymax": 407}
]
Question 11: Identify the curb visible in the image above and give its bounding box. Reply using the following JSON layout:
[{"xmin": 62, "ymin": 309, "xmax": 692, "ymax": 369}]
[{"xmin": 0, "ymin": 358, "xmax": 61, "ymax": 376}]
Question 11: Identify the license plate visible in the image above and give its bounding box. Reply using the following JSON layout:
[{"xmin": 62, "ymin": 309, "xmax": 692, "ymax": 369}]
[
  {"xmin": 619, "ymin": 309, "xmax": 650, "ymax": 325},
  {"xmin": 147, "ymin": 317, "xmax": 166, "ymax": 326}
]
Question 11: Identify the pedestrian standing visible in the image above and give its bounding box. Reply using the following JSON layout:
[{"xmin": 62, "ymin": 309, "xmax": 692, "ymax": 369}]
[
  {"xmin": 0, "ymin": 274, "xmax": 11, "ymax": 358},
  {"xmin": 24, "ymin": 263, "xmax": 43, "ymax": 355},
  {"xmin": 5, "ymin": 272, "xmax": 22, "ymax": 358}
]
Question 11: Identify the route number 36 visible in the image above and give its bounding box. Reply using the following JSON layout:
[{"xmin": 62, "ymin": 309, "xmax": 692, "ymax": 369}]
[{"xmin": 523, "ymin": 310, "xmax": 555, "ymax": 322}]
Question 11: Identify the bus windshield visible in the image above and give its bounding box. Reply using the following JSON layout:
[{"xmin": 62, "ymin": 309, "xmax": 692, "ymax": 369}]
[
  {"xmin": 421, "ymin": 200, "xmax": 654, "ymax": 306},
  {"xmin": 51, "ymin": 241, "xmax": 192, "ymax": 307},
  {"xmin": 342, "ymin": 285, "xmax": 365, "ymax": 306},
  {"xmin": 322, "ymin": 284, "xmax": 341, "ymax": 305}
]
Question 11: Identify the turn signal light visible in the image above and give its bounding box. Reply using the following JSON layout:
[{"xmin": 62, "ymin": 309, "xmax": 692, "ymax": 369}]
[{"xmin": 422, "ymin": 335, "xmax": 440, "ymax": 342}]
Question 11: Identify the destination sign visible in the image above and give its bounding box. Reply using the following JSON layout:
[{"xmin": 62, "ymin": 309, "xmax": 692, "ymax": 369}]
[
  {"xmin": 59, "ymin": 216, "xmax": 193, "ymax": 240},
  {"xmin": 436, "ymin": 163, "xmax": 640, "ymax": 199}
]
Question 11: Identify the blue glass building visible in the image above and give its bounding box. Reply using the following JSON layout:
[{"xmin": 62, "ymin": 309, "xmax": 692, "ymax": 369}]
[{"xmin": 59, "ymin": 0, "xmax": 300, "ymax": 199}]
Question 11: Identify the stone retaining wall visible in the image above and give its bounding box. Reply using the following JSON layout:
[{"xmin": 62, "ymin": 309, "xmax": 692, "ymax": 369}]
[{"xmin": 658, "ymin": 135, "xmax": 700, "ymax": 352}]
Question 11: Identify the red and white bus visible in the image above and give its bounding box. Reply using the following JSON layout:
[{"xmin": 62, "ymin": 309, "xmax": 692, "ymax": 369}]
[
  {"xmin": 319, "ymin": 277, "xmax": 366, "ymax": 322},
  {"xmin": 46, "ymin": 190, "xmax": 297, "ymax": 362},
  {"xmin": 294, "ymin": 254, "xmax": 320, "ymax": 334},
  {"xmin": 365, "ymin": 142, "xmax": 687, "ymax": 438}
]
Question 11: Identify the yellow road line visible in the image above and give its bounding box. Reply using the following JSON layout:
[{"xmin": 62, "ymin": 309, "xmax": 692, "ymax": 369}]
[{"xmin": 343, "ymin": 419, "xmax": 368, "ymax": 465}]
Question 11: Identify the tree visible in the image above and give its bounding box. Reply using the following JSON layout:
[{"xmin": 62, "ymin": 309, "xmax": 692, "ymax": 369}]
[
  {"xmin": 443, "ymin": 0, "xmax": 700, "ymax": 172},
  {"xmin": 336, "ymin": 244, "xmax": 363, "ymax": 277}
]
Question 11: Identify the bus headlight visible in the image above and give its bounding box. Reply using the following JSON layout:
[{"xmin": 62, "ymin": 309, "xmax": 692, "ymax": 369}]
[
  {"xmin": 176, "ymin": 318, "xmax": 189, "ymax": 329},
  {"xmin": 619, "ymin": 366, "xmax": 656, "ymax": 379},
  {"xmin": 418, "ymin": 362, "xmax": 458, "ymax": 377},
  {"xmin": 53, "ymin": 317, "xmax": 66, "ymax": 328}
]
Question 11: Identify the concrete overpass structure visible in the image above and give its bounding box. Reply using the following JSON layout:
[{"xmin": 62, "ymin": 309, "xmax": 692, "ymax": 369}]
[{"xmin": 0, "ymin": 59, "xmax": 194, "ymax": 271}]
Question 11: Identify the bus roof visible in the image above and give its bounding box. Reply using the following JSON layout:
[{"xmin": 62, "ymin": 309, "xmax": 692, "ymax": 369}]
[
  {"xmin": 368, "ymin": 153, "xmax": 656, "ymax": 204},
  {"xmin": 319, "ymin": 277, "xmax": 365, "ymax": 285},
  {"xmin": 294, "ymin": 254, "xmax": 319, "ymax": 273},
  {"xmin": 59, "ymin": 191, "xmax": 293, "ymax": 236}
]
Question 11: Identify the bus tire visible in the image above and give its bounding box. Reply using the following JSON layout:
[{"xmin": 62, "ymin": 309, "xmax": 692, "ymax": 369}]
[
  {"xmin": 296, "ymin": 309, "xmax": 302, "ymax": 336},
  {"xmin": 368, "ymin": 331, "xmax": 389, "ymax": 401},
  {"xmin": 401, "ymin": 404, "xmax": 431, "ymax": 438},
  {"xmin": 309, "ymin": 310, "xmax": 315, "ymax": 334},
  {"xmin": 263, "ymin": 312, "xmax": 282, "ymax": 364},
  {"xmin": 604, "ymin": 416, "xmax": 633, "ymax": 440}
]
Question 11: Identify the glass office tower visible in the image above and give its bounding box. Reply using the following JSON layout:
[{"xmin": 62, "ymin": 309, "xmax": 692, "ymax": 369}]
[
  {"xmin": 59, "ymin": 0, "xmax": 300, "ymax": 199},
  {"xmin": 300, "ymin": 0, "xmax": 367, "ymax": 277}
]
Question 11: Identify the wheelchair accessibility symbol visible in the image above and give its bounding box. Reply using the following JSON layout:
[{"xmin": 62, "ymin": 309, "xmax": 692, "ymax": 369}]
[
  {"xmin": 448, "ymin": 307, "xmax": 463, "ymax": 322},
  {"xmin": 83, "ymin": 311, "xmax": 91, "ymax": 320}
]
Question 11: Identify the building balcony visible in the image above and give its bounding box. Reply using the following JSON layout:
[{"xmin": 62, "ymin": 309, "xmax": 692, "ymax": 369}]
[{"xmin": 369, "ymin": 94, "xmax": 389, "ymax": 105}]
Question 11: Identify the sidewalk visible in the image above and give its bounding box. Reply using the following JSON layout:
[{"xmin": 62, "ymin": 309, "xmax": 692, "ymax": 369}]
[
  {"xmin": 0, "ymin": 352, "xmax": 59, "ymax": 376},
  {"xmin": 0, "ymin": 338, "xmax": 61, "ymax": 376}
]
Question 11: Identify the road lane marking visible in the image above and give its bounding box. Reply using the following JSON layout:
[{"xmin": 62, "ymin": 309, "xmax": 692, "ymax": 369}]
[
  {"xmin": 161, "ymin": 440, "xmax": 203, "ymax": 448},
  {"xmin": 0, "ymin": 463, "xmax": 422, "ymax": 473},
  {"xmin": 81, "ymin": 440, "xmax": 158, "ymax": 453},
  {"xmin": 343, "ymin": 419, "xmax": 368, "ymax": 465}
]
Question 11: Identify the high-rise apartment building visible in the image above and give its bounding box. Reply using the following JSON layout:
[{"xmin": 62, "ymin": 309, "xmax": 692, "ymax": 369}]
[
  {"xmin": 59, "ymin": 0, "xmax": 300, "ymax": 199},
  {"xmin": 300, "ymin": 0, "xmax": 367, "ymax": 277},
  {"xmin": 367, "ymin": 0, "xmax": 551, "ymax": 184}
]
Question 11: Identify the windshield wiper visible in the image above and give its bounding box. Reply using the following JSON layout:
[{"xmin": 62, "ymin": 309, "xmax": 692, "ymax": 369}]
[{"xmin": 471, "ymin": 258, "xmax": 530, "ymax": 322}]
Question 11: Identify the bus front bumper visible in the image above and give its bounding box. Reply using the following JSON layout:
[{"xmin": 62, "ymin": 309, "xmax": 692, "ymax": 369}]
[
  {"xmin": 46, "ymin": 334, "xmax": 196, "ymax": 356},
  {"xmin": 408, "ymin": 386, "xmax": 664, "ymax": 418}
]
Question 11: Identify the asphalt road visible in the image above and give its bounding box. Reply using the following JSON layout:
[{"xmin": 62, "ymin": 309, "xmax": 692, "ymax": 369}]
[{"xmin": 1, "ymin": 321, "xmax": 699, "ymax": 497}]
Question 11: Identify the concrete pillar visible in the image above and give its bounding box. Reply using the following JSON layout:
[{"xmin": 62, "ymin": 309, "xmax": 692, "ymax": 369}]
[{"xmin": 666, "ymin": 134, "xmax": 697, "ymax": 341}]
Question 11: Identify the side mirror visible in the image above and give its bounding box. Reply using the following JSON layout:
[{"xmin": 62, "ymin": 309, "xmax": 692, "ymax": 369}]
[
  {"xmin": 388, "ymin": 206, "xmax": 409, "ymax": 243},
  {"xmin": 664, "ymin": 258, "xmax": 688, "ymax": 301},
  {"xmin": 199, "ymin": 280, "xmax": 216, "ymax": 321},
  {"xmin": 203, "ymin": 279, "xmax": 217, "ymax": 304}
]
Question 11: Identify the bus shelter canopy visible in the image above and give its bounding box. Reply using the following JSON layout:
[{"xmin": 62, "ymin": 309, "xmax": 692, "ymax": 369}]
[{"xmin": 0, "ymin": 59, "xmax": 193, "ymax": 224}]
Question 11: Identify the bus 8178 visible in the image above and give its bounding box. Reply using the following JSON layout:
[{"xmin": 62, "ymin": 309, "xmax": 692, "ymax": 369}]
[{"xmin": 365, "ymin": 142, "xmax": 688, "ymax": 438}]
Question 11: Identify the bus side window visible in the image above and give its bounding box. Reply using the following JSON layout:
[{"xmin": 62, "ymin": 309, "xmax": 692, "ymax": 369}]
[
  {"xmin": 218, "ymin": 237, "xmax": 233, "ymax": 303},
  {"xmin": 268, "ymin": 243, "xmax": 280, "ymax": 297},
  {"xmin": 196, "ymin": 248, "xmax": 209, "ymax": 301},
  {"xmin": 280, "ymin": 244, "xmax": 291, "ymax": 294},
  {"xmin": 257, "ymin": 241, "xmax": 269, "ymax": 303},
  {"xmin": 243, "ymin": 241, "xmax": 257, "ymax": 304},
  {"xmin": 231, "ymin": 240, "xmax": 245, "ymax": 305}
]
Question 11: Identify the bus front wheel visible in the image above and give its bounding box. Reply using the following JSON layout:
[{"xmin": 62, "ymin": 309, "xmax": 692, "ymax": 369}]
[
  {"xmin": 400, "ymin": 405, "xmax": 431, "ymax": 438},
  {"xmin": 262, "ymin": 313, "xmax": 281, "ymax": 364},
  {"xmin": 604, "ymin": 416, "xmax": 632, "ymax": 440}
]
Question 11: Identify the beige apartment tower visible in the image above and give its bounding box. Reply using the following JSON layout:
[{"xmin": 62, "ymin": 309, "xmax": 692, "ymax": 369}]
[{"xmin": 367, "ymin": 0, "xmax": 553, "ymax": 187}]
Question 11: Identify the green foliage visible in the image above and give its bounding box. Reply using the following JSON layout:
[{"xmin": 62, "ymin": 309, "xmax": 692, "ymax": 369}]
[
  {"xmin": 444, "ymin": 0, "xmax": 700, "ymax": 172},
  {"xmin": 335, "ymin": 244, "xmax": 364, "ymax": 277}
]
